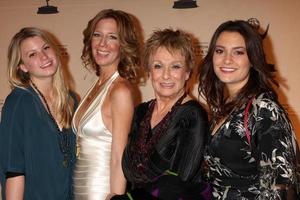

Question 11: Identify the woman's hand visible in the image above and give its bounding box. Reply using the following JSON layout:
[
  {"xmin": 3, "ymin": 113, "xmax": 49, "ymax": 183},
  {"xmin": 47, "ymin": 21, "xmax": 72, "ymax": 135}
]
[
  {"xmin": 6, "ymin": 175, "xmax": 25, "ymax": 200},
  {"xmin": 105, "ymin": 193, "xmax": 115, "ymax": 200}
]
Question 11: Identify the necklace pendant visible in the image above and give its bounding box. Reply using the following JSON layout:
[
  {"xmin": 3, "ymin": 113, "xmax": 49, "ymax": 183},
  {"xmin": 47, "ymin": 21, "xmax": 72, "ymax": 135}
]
[{"xmin": 63, "ymin": 158, "xmax": 68, "ymax": 168}]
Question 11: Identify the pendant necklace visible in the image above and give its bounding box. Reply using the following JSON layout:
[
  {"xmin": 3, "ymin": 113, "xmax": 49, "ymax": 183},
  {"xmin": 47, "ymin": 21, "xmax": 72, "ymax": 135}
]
[{"xmin": 31, "ymin": 81, "xmax": 70, "ymax": 168}]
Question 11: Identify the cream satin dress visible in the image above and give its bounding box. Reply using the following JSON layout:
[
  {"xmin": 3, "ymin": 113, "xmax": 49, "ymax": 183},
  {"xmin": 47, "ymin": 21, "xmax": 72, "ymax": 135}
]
[{"xmin": 72, "ymin": 71, "xmax": 119, "ymax": 200}]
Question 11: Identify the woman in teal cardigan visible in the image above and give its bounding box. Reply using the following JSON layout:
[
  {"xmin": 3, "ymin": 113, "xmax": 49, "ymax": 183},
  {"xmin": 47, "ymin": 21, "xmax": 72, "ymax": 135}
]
[{"xmin": 0, "ymin": 27, "xmax": 77, "ymax": 200}]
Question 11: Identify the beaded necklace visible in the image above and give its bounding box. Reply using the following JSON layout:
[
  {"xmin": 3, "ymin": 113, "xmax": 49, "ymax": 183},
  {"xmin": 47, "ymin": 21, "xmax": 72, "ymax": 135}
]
[
  {"xmin": 31, "ymin": 81, "xmax": 70, "ymax": 168},
  {"xmin": 127, "ymin": 92, "xmax": 187, "ymax": 183}
]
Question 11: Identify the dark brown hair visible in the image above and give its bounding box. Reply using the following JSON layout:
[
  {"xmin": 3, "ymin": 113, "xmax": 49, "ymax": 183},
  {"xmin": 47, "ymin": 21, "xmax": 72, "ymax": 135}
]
[{"xmin": 198, "ymin": 20, "xmax": 277, "ymax": 121}]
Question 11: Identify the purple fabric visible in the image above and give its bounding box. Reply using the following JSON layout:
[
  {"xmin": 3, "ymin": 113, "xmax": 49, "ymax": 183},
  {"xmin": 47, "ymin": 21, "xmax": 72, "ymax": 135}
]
[
  {"xmin": 151, "ymin": 183, "xmax": 212, "ymax": 200},
  {"xmin": 201, "ymin": 183, "xmax": 212, "ymax": 200},
  {"xmin": 151, "ymin": 188, "xmax": 159, "ymax": 197}
]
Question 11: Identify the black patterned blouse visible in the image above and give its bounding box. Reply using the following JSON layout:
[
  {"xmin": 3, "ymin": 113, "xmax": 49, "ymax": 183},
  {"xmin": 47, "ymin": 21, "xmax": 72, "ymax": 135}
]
[{"xmin": 205, "ymin": 92, "xmax": 298, "ymax": 200}]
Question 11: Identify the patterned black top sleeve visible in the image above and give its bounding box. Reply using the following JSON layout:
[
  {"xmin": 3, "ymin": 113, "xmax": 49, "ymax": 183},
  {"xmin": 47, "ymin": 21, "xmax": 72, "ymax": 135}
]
[
  {"xmin": 250, "ymin": 92, "xmax": 297, "ymax": 198},
  {"xmin": 206, "ymin": 92, "xmax": 298, "ymax": 200}
]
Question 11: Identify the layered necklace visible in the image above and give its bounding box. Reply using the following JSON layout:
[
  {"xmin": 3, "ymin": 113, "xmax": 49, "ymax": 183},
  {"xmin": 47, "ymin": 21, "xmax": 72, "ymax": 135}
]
[
  {"xmin": 127, "ymin": 92, "xmax": 187, "ymax": 183},
  {"xmin": 31, "ymin": 81, "xmax": 70, "ymax": 168}
]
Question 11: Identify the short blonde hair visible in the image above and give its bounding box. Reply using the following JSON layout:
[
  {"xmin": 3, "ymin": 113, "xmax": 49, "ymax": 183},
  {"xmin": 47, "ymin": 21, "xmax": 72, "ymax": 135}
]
[{"xmin": 144, "ymin": 28, "xmax": 195, "ymax": 72}]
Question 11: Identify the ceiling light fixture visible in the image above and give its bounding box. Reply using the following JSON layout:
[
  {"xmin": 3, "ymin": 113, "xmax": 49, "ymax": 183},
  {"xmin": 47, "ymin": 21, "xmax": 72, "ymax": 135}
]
[
  {"xmin": 173, "ymin": 0, "xmax": 198, "ymax": 9},
  {"xmin": 37, "ymin": 0, "xmax": 59, "ymax": 14}
]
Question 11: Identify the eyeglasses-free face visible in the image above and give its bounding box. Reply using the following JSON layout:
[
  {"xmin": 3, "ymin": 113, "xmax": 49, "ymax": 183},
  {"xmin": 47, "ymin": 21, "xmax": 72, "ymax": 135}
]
[
  {"xmin": 91, "ymin": 18, "xmax": 121, "ymax": 70},
  {"xmin": 19, "ymin": 36, "xmax": 58, "ymax": 83},
  {"xmin": 149, "ymin": 46, "xmax": 190, "ymax": 100},
  {"xmin": 213, "ymin": 31, "xmax": 251, "ymax": 96}
]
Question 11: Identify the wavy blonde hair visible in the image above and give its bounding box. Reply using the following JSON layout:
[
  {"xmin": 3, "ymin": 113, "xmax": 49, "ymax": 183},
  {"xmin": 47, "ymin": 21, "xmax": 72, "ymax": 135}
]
[
  {"xmin": 7, "ymin": 27, "xmax": 75, "ymax": 128},
  {"xmin": 81, "ymin": 9, "xmax": 141, "ymax": 81}
]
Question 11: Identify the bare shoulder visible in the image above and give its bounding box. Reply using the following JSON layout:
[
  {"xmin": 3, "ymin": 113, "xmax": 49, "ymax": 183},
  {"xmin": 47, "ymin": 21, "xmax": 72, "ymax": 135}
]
[{"xmin": 109, "ymin": 77, "xmax": 133, "ymax": 101}]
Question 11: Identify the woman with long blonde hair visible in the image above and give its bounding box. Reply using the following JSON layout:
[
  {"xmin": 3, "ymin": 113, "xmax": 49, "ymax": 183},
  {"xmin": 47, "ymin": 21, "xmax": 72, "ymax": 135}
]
[{"xmin": 0, "ymin": 27, "xmax": 77, "ymax": 200}]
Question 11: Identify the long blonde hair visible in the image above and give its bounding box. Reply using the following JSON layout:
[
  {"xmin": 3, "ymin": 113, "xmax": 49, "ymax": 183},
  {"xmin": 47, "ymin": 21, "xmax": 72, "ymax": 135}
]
[{"xmin": 7, "ymin": 27, "xmax": 75, "ymax": 128}]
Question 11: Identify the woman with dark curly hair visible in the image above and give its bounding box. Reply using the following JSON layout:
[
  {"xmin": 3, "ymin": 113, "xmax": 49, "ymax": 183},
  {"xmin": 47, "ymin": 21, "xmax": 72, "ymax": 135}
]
[
  {"xmin": 199, "ymin": 20, "xmax": 299, "ymax": 199},
  {"xmin": 72, "ymin": 9, "xmax": 142, "ymax": 200}
]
